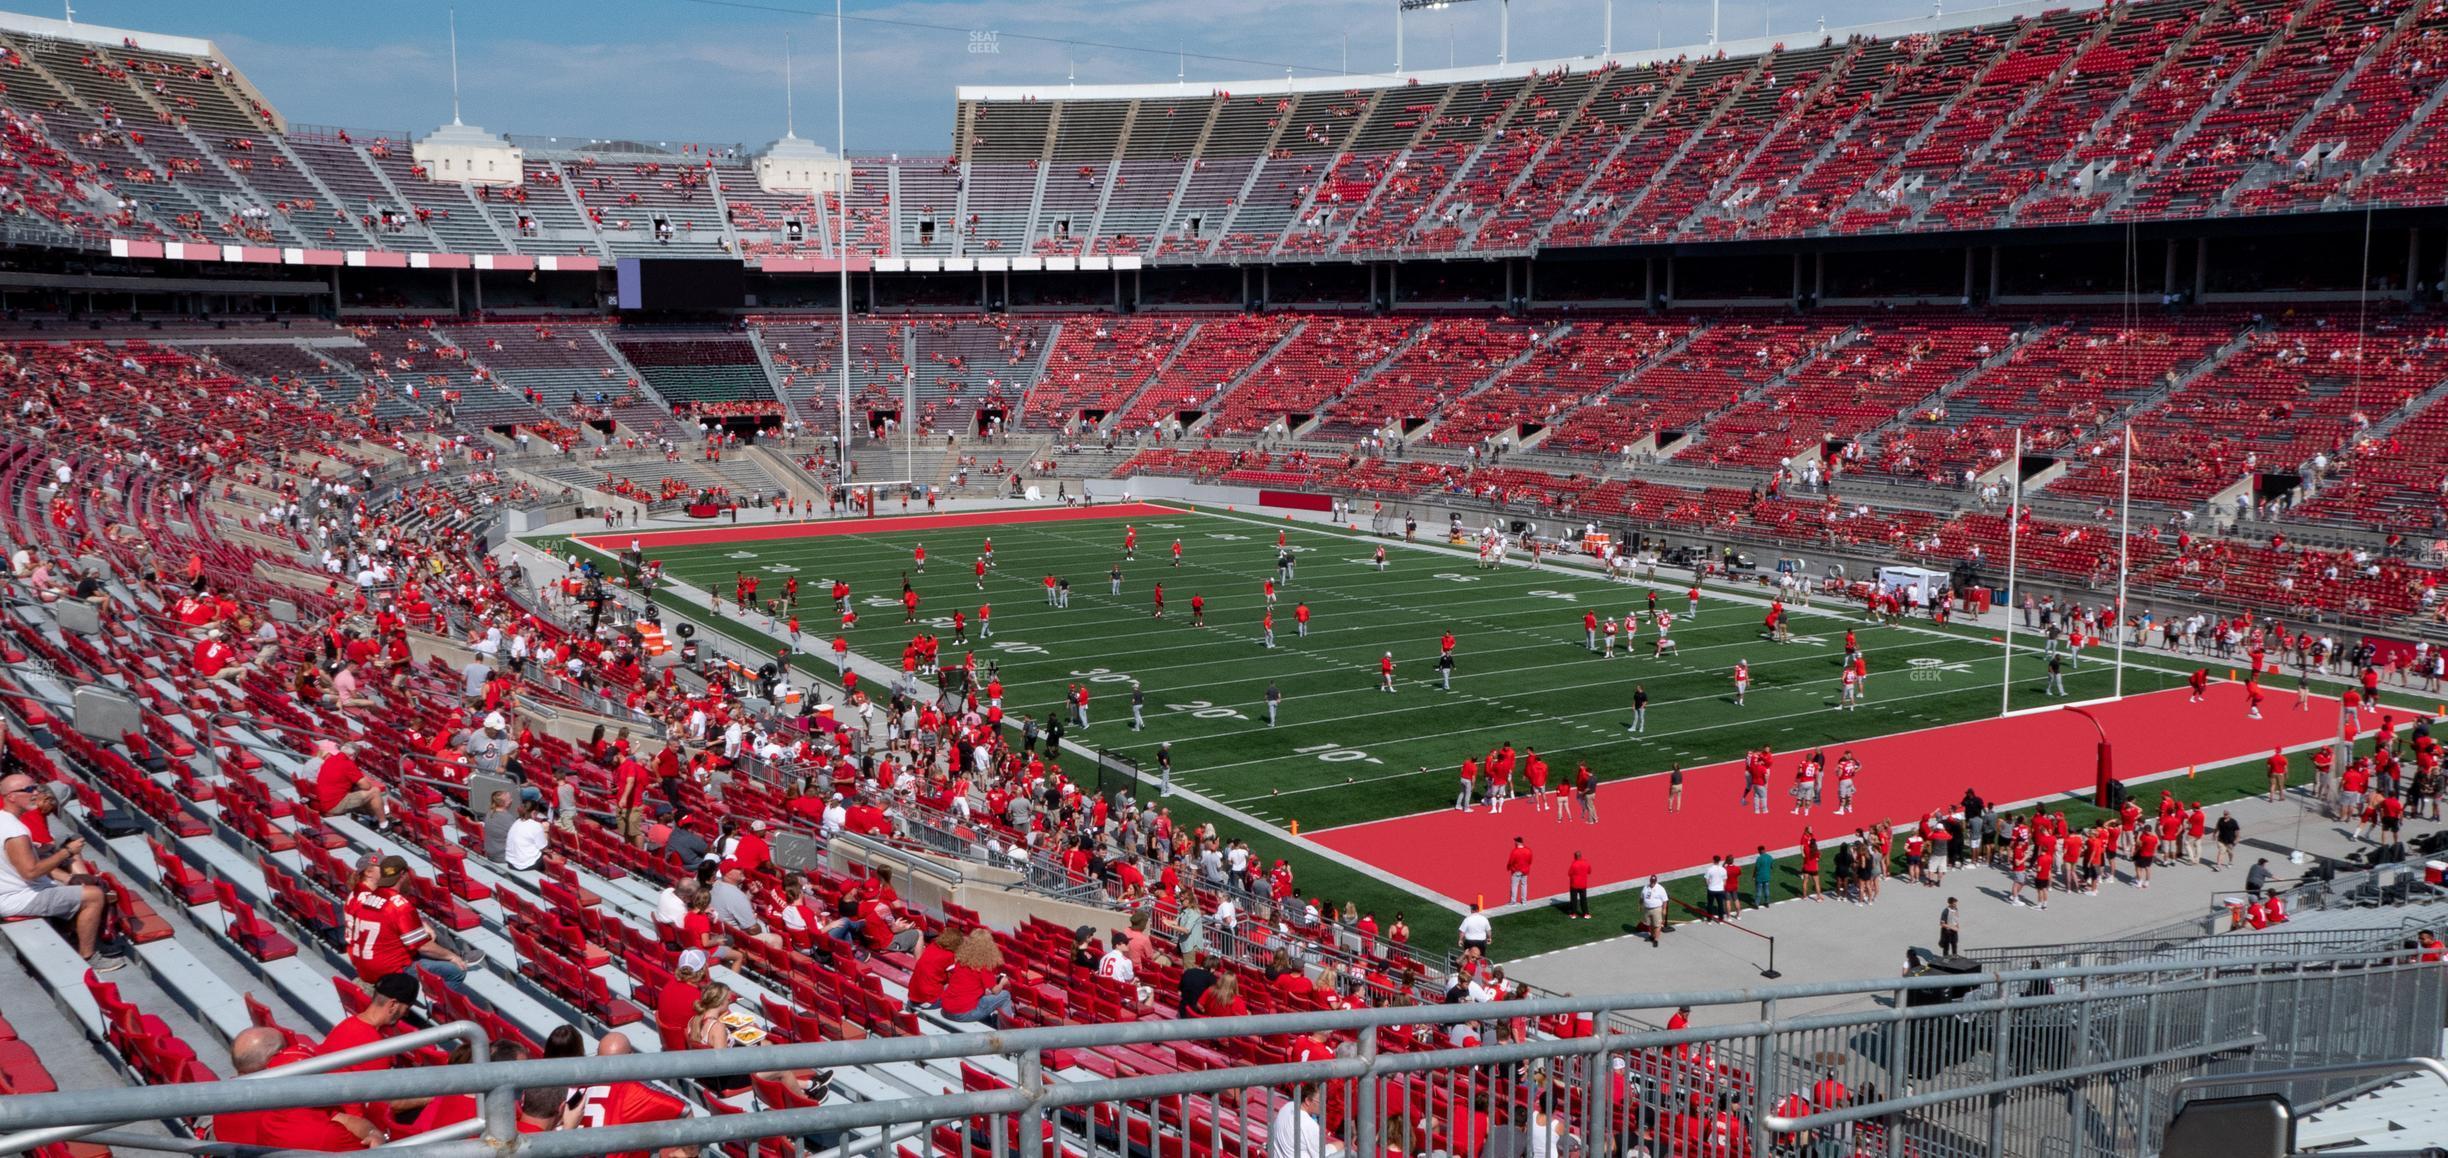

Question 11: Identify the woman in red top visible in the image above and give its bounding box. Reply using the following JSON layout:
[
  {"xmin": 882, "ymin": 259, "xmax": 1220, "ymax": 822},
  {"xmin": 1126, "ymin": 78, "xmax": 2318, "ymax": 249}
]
[
  {"xmin": 1196, "ymin": 973, "xmax": 1247, "ymax": 1018},
  {"xmin": 1799, "ymin": 830, "xmax": 1823, "ymax": 902},
  {"xmin": 904, "ymin": 926, "xmax": 963, "ymax": 1011},
  {"xmin": 940, "ymin": 930, "xmax": 1015, "ymax": 1028},
  {"xmin": 680, "ymin": 891, "xmax": 719, "ymax": 951}
]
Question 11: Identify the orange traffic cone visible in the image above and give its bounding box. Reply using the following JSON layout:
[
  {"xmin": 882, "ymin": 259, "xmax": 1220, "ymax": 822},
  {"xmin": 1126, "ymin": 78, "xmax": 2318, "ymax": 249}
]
[
  {"xmin": 1289, "ymin": 819, "xmax": 1300, "ymax": 836},
  {"xmin": 2228, "ymin": 669, "xmax": 2238, "ymax": 682},
  {"xmin": 2187, "ymin": 765, "xmax": 2197, "ymax": 780}
]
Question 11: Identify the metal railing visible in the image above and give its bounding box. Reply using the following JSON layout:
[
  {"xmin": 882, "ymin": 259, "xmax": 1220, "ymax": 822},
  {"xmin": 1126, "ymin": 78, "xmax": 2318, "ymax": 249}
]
[
  {"xmin": 1960, "ymin": 923, "xmax": 2429, "ymax": 971},
  {"xmin": 1, "ymin": 948, "xmax": 2435, "ymax": 1158}
]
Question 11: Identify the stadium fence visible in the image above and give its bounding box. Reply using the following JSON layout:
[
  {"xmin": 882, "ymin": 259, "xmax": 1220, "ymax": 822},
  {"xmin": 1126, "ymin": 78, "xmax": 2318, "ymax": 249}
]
[{"xmin": 0, "ymin": 949, "xmax": 2437, "ymax": 1158}]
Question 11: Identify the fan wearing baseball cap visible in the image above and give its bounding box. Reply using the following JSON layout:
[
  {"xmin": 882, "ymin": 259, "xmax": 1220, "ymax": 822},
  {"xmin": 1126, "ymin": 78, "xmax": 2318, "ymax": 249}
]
[
  {"xmin": 320, "ymin": 971, "xmax": 423, "ymax": 1074},
  {"xmin": 656, "ymin": 949, "xmax": 711, "ymax": 1052},
  {"xmin": 720, "ymin": 818, "xmax": 773, "ymax": 875},
  {"xmin": 343, "ymin": 855, "xmax": 476, "ymax": 992}
]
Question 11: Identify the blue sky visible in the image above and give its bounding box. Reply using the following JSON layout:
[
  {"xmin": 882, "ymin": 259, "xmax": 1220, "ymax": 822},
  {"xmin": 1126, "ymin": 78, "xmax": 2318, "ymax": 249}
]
[{"xmin": 58, "ymin": 0, "xmax": 1951, "ymax": 153}]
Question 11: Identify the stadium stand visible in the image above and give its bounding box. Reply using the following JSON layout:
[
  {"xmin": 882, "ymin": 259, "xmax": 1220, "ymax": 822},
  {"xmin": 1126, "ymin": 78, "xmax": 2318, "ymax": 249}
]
[{"xmin": 15, "ymin": 3, "xmax": 2448, "ymax": 1156}]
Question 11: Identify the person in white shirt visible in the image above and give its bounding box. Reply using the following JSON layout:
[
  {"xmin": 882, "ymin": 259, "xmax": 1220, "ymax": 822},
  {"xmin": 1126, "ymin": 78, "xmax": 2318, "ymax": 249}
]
[
  {"xmin": 776, "ymin": 884, "xmax": 828, "ymax": 939},
  {"xmin": 821, "ymin": 797, "xmax": 847, "ymax": 838},
  {"xmin": 1457, "ymin": 903, "xmax": 1492, "ymax": 954},
  {"xmin": 503, "ymin": 801, "xmax": 550, "ymax": 872},
  {"xmin": 1267, "ymin": 1087, "xmax": 1343, "ymax": 1158},
  {"xmin": 1641, "ymin": 877, "xmax": 1670, "ymax": 947},
  {"xmin": 0, "ymin": 774, "xmax": 121, "ymax": 970}
]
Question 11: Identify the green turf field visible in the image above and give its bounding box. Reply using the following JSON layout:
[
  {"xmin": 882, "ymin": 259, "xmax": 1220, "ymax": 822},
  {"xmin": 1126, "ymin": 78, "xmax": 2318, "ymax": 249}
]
[
  {"xmin": 565, "ymin": 507, "xmax": 2188, "ymax": 831},
  {"xmin": 531, "ymin": 505, "xmax": 2303, "ymax": 958}
]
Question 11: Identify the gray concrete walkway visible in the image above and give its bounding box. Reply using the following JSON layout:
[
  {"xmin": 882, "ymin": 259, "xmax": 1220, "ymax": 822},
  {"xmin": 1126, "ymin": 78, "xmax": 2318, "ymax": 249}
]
[{"xmin": 1507, "ymin": 784, "xmax": 2414, "ymax": 1025}]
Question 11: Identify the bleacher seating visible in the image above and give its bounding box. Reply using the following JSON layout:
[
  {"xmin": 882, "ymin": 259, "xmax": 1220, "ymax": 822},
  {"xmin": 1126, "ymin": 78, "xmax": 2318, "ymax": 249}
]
[
  {"xmin": 2052, "ymin": 314, "xmax": 2448, "ymax": 506},
  {"xmin": 0, "ymin": 0, "xmax": 2435, "ymax": 261},
  {"xmin": 1685, "ymin": 316, "xmax": 2013, "ymax": 471},
  {"xmin": 614, "ymin": 336, "xmax": 777, "ymax": 410},
  {"xmin": 1202, "ymin": 317, "xmax": 1417, "ymax": 436},
  {"xmin": 1873, "ymin": 314, "xmax": 2236, "ymax": 484}
]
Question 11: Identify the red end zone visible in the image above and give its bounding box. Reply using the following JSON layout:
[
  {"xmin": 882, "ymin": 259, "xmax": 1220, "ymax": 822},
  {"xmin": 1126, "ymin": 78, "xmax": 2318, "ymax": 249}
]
[
  {"xmin": 576, "ymin": 502, "xmax": 1192, "ymax": 551},
  {"xmin": 1307, "ymin": 683, "xmax": 2362, "ymax": 909}
]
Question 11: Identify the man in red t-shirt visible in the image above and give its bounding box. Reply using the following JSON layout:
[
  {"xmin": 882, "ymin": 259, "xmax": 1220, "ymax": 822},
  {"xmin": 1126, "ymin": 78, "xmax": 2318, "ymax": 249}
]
[
  {"xmin": 192, "ymin": 626, "xmax": 248, "ymax": 682},
  {"xmin": 724, "ymin": 819, "xmax": 773, "ymax": 874},
  {"xmin": 312, "ymin": 740, "xmax": 390, "ymax": 827},
  {"xmin": 319, "ymin": 971, "xmax": 419, "ymax": 1092},
  {"xmin": 345, "ymin": 856, "xmax": 474, "ymax": 991},
  {"xmin": 612, "ymin": 753, "xmax": 652, "ymax": 845},
  {"xmin": 214, "ymin": 1028, "xmax": 378, "ymax": 1150},
  {"xmin": 1504, "ymin": 837, "xmax": 1534, "ymax": 905},
  {"xmin": 1566, "ymin": 851, "xmax": 1593, "ymax": 920},
  {"xmin": 579, "ymin": 1032, "xmax": 690, "ymax": 1155}
]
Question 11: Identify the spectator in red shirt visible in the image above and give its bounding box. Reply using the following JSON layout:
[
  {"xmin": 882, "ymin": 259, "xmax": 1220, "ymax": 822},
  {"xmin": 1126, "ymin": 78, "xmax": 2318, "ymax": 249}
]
[
  {"xmin": 655, "ymin": 949, "xmax": 709, "ymax": 1052},
  {"xmin": 581, "ymin": 1032, "xmax": 690, "ymax": 1146},
  {"xmin": 401, "ymin": 1038, "xmax": 533, "ymax": 1139},
  {"xmin": 849, "ymin": 888, "xmax": 919, "ymax": 955},
  {"xmin": 191, "ymin": 626, "xmax": 252, "ymax": 682},
  {"xmin": 1195, "ymin": 973, "xmax": 1248, "ymax": 1018},
  {"xmin": 344, "ymin": 855, "xmax": 476, "ymax": 992},
  {"xmin": 320, "ymin": 972, "xmax": 420, "ymax": 1073},
  {"xmin": 312, "ymin": 740, "xmax": 391, "ymax": 828},
  {"xmin": 941, "ymin": 929, "xmax": 1015, "ymax": 1028},
  {"xmin": 720, "ymin": 819, "xmax": 772, "ymax": 874},
  {"xmin": 214, "ymin": 1027, "xmax": 381, "ymax": 1150},
  {"xmin": 611, "ymin": 753, "xmax": 652, "ymax": 846},
  {"xmin": 905, "ymin": 924, "xmax": 964, "ymax": 1011}
]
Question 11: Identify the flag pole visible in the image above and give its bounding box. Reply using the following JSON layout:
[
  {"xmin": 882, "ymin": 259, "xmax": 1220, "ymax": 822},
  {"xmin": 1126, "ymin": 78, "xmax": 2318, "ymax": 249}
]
[
  {"xmin": 2001, "ymin": 428, "xmax": 2021, "ymax": 717},
  {"xmin": 2113, "ymin": 425, "xmax": 2132, "ymax": 699}
]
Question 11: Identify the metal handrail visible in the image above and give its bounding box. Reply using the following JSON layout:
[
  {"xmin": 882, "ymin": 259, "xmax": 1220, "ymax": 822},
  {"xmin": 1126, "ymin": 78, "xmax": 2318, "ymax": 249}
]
[
  {"xmin": 2174, "ymin": 1056, "xmax": 2448, "ymax": 1099},
  {"xmin": 0, "ymin": 947, "xmax": 2420, "ymax": 1156},
  {"xmin": 1670, "ymin": 895, "xmax": 1782, "ymax": 977}
]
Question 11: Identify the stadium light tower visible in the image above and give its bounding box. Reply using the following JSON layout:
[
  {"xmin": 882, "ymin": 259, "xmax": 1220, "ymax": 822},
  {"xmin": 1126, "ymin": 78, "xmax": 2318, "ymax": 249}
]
[{"xmin": 1398, "ymin": 0, "xmax": 1509, "ymax": 70}]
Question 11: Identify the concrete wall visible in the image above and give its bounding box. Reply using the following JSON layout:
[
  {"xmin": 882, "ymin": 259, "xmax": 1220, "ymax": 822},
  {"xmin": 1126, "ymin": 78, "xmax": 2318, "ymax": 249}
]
[{"xmin": 827, "ymin": 839, "xmax": 1135, "ymax": 940}]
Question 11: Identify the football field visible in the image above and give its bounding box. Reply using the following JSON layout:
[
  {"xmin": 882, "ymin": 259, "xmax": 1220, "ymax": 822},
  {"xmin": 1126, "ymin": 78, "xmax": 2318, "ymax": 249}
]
[{"xmin": 548, "ymin": 502, "xmax": 2351, "ymax": 952}]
